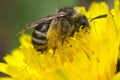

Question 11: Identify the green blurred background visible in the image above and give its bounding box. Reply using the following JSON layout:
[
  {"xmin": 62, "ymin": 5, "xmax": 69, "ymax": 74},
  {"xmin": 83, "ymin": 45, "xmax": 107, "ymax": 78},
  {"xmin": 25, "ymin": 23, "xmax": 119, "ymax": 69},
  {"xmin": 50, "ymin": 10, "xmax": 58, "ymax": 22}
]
[{"xmin": 0, "ymin": 0, "xmax": 113, "ymax": 62}]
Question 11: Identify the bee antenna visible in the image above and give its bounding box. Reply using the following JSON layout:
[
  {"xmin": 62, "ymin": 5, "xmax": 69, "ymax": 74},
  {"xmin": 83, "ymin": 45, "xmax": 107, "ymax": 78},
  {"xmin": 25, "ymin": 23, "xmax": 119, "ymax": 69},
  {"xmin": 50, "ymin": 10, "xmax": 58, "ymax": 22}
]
[{"xmin": 90, "ymin": 14, "xmax": 107, "ymax": 22}]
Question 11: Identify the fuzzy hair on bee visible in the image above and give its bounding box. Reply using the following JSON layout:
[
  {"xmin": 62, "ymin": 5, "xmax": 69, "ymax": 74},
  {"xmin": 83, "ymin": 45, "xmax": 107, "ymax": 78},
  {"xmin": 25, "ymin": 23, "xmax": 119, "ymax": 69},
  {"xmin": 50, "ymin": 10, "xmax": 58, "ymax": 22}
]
[{"xmin": 18, "ymin": 7, "xmax": 107, "ymax": 52}]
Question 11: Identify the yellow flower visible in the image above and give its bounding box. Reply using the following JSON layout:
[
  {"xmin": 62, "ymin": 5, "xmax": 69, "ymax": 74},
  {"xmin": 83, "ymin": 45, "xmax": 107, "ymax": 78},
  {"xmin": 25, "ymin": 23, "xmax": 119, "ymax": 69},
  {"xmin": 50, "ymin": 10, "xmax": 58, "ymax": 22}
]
[{"xmin": 0, "ymin": 0, "xmax": 120, "ymax": 80}]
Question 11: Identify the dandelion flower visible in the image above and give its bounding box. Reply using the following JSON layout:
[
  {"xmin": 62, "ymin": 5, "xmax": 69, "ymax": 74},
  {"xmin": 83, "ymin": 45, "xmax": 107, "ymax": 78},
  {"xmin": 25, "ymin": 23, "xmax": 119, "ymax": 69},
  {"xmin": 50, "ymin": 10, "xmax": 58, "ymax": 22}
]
[{"xmin": 0, "ymin": 0, "xmax": 120, "ymax": 80}]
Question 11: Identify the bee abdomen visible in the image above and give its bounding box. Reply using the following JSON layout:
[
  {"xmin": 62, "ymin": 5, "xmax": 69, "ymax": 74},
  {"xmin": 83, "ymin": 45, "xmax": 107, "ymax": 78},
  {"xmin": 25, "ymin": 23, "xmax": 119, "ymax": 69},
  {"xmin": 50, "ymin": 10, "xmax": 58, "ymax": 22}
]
[
  {"xmin": 31, "ymin": 21, "xmax": 51, "ymax": 51},
  {"xmin": 32, "ymin": 30, "xmax": 47, "ymax": 45},
  {"xmin": 32, "ymin": 30, "xmax": 48, "ymax": 50}
]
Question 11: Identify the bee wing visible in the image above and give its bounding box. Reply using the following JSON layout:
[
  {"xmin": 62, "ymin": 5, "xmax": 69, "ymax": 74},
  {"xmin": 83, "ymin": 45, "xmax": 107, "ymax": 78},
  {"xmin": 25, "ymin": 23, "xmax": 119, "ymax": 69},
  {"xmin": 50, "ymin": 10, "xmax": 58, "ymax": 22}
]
[
  {"xmin": 17, "ymin": 12, "xmax": 67, "ymax": 36},
  {"xmin": 47, "ymin": 18, "xmax": 61, "ymax": 38},
  {"xmin": 46, "ymin": 18, "xmax": 62, "ymax": 49}
]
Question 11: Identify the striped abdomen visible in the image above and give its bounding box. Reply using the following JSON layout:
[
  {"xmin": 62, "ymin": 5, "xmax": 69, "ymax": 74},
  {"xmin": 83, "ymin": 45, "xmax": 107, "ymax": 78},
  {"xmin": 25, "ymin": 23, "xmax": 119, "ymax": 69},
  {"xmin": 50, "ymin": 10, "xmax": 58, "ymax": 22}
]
[{"xmin": 32, "ymin": 21, "xmax": 51, "ymax": 51}]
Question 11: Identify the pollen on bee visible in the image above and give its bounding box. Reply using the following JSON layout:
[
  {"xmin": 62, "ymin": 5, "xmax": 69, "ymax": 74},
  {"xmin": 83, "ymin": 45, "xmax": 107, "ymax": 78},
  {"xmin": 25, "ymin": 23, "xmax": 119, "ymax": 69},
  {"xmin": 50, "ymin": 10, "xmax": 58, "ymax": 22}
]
[{"xmin": 49, "ymin": 49, "xmax": 54, "ymax": 54}]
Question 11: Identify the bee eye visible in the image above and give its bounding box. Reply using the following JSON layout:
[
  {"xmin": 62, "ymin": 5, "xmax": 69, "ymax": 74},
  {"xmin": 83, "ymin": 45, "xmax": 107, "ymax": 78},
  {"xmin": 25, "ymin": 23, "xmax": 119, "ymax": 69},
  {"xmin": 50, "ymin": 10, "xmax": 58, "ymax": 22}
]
[
  {"xmin": 81, "ymin": 18, "xmax": 87, "ymax": 25},
  {"xmin": 80, "ymin": 15, "xmax": 89, "ymax": 27}
]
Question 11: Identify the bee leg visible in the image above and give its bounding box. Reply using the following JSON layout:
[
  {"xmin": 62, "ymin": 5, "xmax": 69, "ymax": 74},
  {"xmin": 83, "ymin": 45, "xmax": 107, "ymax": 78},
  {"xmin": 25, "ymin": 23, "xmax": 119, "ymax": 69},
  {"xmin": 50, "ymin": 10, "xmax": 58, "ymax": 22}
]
[{"xmin": 52, "ymin": 47, "xmax": 57, "ymax": 55}]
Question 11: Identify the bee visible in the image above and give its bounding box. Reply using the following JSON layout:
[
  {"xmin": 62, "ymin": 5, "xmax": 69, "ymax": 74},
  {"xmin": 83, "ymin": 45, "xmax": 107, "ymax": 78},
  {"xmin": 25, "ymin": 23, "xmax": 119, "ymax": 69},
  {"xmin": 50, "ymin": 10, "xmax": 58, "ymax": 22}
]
[
  {"xmin": 116, "ymin": 58, "xmax": 120, "ymax": 73},
  {"xmin": 18, "ymin": 7, "xmax": 107, "ymax": 52}
]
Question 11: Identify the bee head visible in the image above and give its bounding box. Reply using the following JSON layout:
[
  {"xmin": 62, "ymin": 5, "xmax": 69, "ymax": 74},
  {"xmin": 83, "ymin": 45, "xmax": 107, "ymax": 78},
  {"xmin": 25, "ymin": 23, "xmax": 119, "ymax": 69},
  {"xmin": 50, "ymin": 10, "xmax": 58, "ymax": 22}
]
[{"xmin": 74, "ymin": 15, "xmax": 90, "ymax": 32}]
